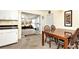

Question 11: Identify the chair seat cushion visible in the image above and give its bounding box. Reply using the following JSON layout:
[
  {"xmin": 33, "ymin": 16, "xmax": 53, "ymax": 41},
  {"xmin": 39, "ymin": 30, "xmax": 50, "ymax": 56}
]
[
  {"xmin": 58, "ymin": 40, "xmax": 64, "ymax": 45},
  {"xmin": 47, "ymin": 37, "xmax": 55, "ymax": 42}
]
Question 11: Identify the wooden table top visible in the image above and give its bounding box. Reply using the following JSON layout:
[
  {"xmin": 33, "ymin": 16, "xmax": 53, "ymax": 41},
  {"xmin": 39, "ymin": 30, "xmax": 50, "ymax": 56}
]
[{"xmin": 43, "ymin": 28, "xmax": 75, "ymax": 39}]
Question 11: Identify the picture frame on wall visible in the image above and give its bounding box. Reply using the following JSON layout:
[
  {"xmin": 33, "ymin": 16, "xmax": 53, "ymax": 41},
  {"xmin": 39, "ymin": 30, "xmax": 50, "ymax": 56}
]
[{"xmin": 64, "ymin": 10, "xmax": 72, "ymax": 27}]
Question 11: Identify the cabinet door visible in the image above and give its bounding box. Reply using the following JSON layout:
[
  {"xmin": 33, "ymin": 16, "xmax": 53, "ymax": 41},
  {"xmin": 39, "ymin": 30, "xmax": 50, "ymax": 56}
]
[
  {"xmin": 0, "ymin": 10, "xmax": 18, "ymax": 20},
  {"xmin": 0, "ymin": 29, "xmax": 18, "ymax": 46}
]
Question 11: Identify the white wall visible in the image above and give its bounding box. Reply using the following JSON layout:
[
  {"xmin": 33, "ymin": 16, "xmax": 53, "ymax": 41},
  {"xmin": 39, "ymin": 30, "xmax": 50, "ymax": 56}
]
[
  {"xmin": 46, "ymin": 14, "xmax": 53, "ymax": 26},
  {"xmin": 41, "ymin": 14, "xmax": 54, "ymax": 31},
  {"xmin": 52, "ymin": 10, "xmax": 64, "ymax": 28},
  {"xmin": 53, "ymin": 10, "xmax": 79, "ymax": 30}
]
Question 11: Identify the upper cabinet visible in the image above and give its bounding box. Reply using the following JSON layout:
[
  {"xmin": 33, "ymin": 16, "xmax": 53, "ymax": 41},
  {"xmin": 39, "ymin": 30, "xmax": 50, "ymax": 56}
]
[{"xmin": 0, "ymin": 10, "xmax": 18, "ymax": 20}]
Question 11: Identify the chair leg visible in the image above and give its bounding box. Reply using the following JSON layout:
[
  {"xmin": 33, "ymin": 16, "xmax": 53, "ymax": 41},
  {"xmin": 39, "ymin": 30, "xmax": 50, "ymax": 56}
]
[
  {"xmin": 75, "ymin": 42, "xmax": 78, "ymax": 49},
  {"xmin": 62, "ymin": 45, "xmax": 63, "ymax": 48},
  {"xmin": 45, "ymin": 37, "xmax": 47, "ymax": 42},
  {"xmin": 68, "ymin": 47, "xmax": 70, "ymax": 49},
  {"xmin": 54, "ymin": 39, "xmax": 56, "ymax": 44},
  {"xmin": 56, "ymin": 39, "xmax": 58, "ymax": 44},
  {"xmin": 45, "ymin": 38, "xmax": 46, "ymax": 42},
  {"xmin": 55, "ymin": 38, "xmax": 58, "ymax": 45},
  {"xmin": 57, "ymin": 43, "xmax": 60, "ymax": 49},
  {"xmin": 49, "ymin": 41, "xmax": 51, "ymax": 48}
]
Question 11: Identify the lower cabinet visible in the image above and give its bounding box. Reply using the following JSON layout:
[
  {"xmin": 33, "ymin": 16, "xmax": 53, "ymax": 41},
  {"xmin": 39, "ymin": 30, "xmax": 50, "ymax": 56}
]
[{"xmin": 0, "ymin": 29, "xmax": 18, "ymax": 46}]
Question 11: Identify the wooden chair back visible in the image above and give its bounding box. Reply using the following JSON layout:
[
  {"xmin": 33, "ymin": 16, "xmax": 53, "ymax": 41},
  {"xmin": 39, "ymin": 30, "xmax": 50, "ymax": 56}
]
[
  {"xmin": 44, "ymin": 25, "xmax": 50, "ymax": 32},
  {"xmin": 51, "ymin": 25, "xmax": 56, "ymax": 32},
  {"xmin": 68, "ymin": 28, "xmax": 79, "ymax": 49}
]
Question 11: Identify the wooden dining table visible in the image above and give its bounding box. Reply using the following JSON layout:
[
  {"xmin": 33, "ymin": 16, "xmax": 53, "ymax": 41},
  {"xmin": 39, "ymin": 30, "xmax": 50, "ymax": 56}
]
[{"xmin": 42, "ymin": 28, "xmax": 75, "ymax": 49}]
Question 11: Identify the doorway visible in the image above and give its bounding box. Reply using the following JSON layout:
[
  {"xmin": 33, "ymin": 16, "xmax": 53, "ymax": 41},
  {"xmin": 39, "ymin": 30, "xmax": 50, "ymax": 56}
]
[{"xmin": 21, "ymin": 12, "xmax": 40, "ymax": 37}]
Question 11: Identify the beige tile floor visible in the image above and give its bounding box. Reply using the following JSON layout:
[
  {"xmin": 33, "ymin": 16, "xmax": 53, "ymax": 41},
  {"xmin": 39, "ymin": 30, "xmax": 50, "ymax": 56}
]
[{"xmin": 0, "ymin": 34, "xmax": 60, "ymax": 49}]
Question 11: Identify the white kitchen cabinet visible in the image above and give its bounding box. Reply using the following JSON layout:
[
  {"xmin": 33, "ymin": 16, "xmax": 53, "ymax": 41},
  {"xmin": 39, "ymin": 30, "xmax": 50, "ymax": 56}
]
[
  {"xmin": 0, "ymin": 29, "xmax": 18, "ymax": 46},
  {"xmin": 0, "ymin": 10, "xmax": 18, "ymax": 20}
]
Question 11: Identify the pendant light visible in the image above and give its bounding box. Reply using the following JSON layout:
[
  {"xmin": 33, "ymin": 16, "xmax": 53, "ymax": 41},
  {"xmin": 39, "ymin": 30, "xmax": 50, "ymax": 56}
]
[{"xmin": 48, "ymin": 10, "xmax": 51, "ymax": 14}]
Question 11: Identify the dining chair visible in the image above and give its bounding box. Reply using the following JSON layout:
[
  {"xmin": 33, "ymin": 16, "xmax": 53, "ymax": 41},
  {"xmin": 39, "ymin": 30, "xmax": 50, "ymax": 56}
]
[
  {"xmin": 77, "ymin": 31, "xmax": 79, "ymax": 45},
  {"xmin": 44, "ymin": 25, "xmax": 50, "ymax": 32},
  {"xmin": 49, "ymin": 25, "xmax": 58, "ymax": 47},
  {"xmin": 51, "ymin": 25, "xmax": 56, "ymax": 32},
  {"xmin": 57, "ymin": 28, "xmax": 79, "ymax": 49},
  {"xmin": 57, "ymin": 32, "xmax": 72, "ymax": 49},
  {"xmin": 68, "ymin": 28, "xmax": 79, "ymax": 49},
  {"xmin": 44, "ymin": 25, "xmax": 51, "ymax": 47}
]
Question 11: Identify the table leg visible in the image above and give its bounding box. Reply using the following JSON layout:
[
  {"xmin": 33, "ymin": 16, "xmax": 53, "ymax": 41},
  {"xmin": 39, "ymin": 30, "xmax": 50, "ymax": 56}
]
[
  {"xmin": 42, "ymin": 31, "xmax": 44, "ymax": 46},
  {"xmin": 64, "ymin": 39, "xmax": 68, "ymax": 49}
]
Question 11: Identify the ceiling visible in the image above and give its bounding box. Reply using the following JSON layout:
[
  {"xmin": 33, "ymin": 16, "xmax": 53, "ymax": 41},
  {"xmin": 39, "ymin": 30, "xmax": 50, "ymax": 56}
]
[{"xmin": 21, "ymin": 12, "xmax": 39, "ymax": 19}]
